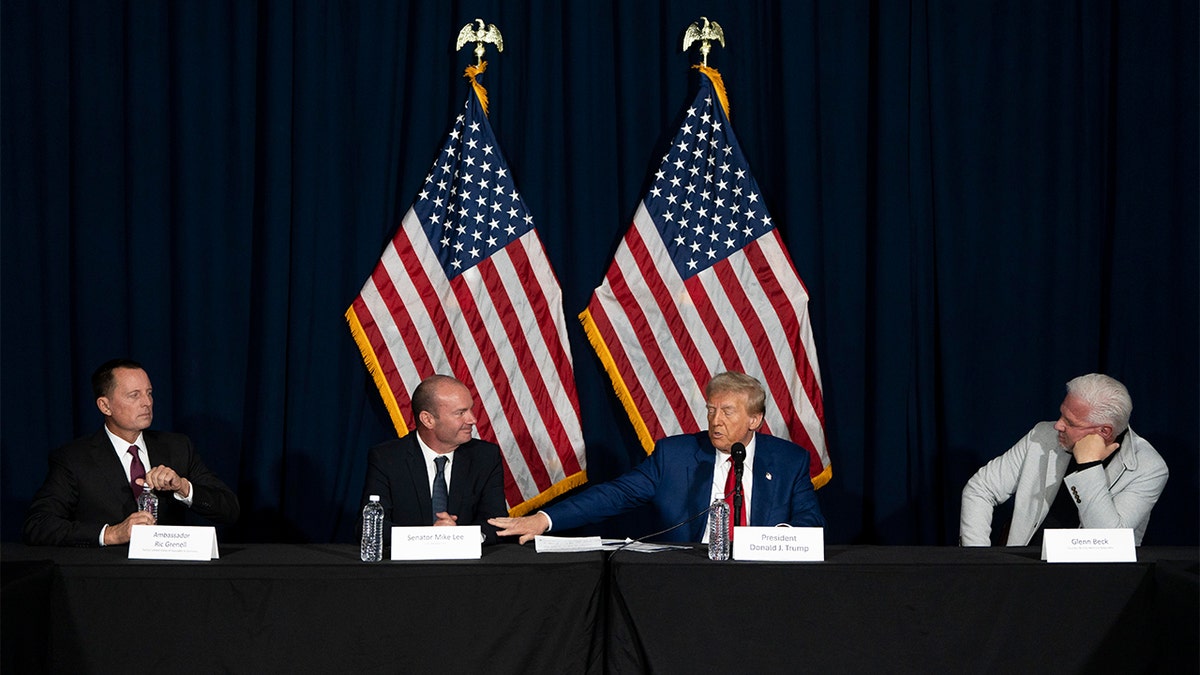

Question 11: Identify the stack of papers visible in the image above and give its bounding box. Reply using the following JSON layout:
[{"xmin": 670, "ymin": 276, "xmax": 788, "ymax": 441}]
[{"xmin": 533, "ymin": 535, "xmax": 689, "ymax": 553}]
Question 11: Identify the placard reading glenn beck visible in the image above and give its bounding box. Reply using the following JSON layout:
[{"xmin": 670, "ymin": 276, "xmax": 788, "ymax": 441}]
[
  {"xmin": 733, "ymin": 527, "xmax": 824, "ymax": 562},
  {"xmin": 1041, "ymin": 528, "xmax": 1136, "ymax": 563},
  {"xmin": 128, "ymin": 525, "xmax": 219, "ymax": 561},
  {"xmin": 391, "ymin": 526, "xmax": 482, "ymax": 560}
]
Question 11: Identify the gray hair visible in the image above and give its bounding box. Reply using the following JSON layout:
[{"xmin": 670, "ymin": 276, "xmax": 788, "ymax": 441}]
[
  {"xmin": 705, "ymin": 371, "xmax": 766, "ymax": 416},
  {"xmin": 1066, "ymin": 373, "xmax": 1133, "ymax": 434}
]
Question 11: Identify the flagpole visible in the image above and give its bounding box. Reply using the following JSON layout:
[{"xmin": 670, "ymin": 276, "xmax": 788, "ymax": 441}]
[{"xmin": 457, "ymin": 18, "xmax": 503, "ymax": 115}]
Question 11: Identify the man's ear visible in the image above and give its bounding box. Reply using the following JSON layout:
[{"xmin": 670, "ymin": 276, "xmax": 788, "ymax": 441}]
[
  {"xmin": 749, "ymin": 413, "xmax": 764, "ymax": 431},
  {"xmin": 96, "ymin": 397, "xmax": 112, "ymax": 417},
  {"xmin": 1098, "ymin": 424, "xmax": 1114, "ymax": 441},
  {"xmin": 418, "ymin": 410, "xmax": 434, "ymax": 430}
]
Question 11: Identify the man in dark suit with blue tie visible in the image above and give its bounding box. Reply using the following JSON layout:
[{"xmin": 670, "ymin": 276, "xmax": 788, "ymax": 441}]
[
  {"xmin": 490, "ymin": 371, "xmax": 824, "ymax": 543},
  {"xmin": 23, "ymin": 359, "xmax": 240, "ymax": 546},
  {"xmin": 359, "ymin": 375, "xmax": 508, "ymax": 544}
]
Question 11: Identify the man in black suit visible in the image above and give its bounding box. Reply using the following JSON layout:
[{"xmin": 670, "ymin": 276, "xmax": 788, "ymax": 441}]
[
  {"xmin": 23, "ymin": 359, "xmax": 240, "ymax": 546},
  {"xmin": 360, "ymin": 374, "xmax": 508, "ymax": 544}
]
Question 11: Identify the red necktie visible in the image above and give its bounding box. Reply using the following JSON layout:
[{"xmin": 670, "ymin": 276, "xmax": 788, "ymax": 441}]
[
  {"xmin": 128, "ymin": 446, "xmax": 146, "ymax": 497},
  {"xmin": 723, "ymin": 457, "xmax": 746, "ymax": 540}
]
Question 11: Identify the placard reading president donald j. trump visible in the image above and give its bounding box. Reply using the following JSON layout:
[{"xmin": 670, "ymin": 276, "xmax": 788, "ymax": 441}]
[{"xmin": 732, "ymin": 527, "xmax": 824, "ymax": 562}]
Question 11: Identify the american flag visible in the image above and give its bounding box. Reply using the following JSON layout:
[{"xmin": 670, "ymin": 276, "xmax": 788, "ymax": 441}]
[
  {"xmin": 580, "ymin": 68, "xmax": 830, "ymax": 487},
  {"xmin": 347, "ymin": 75, "xmax": 587, "ymax": 514}
]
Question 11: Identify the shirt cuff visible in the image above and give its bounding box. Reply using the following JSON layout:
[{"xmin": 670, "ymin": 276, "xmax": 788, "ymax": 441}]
[
  {"xmin": 1068, "ymin": 460, "xmax": 1104, "ymax": 475},
  {"xmin": 173, "ymin": 484, "xmax": 194, "ymax": 506}
]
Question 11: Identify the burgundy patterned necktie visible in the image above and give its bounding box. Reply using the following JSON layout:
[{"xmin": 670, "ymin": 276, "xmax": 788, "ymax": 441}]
[{"xmin": 128, "ymin": 446, "xmax": 146, "ymax": 497}]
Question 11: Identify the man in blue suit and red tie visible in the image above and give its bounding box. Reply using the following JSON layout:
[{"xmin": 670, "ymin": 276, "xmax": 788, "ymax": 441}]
[{"xmin": 490, "ymin": 371, "xmax": 824, "ymax": 543}]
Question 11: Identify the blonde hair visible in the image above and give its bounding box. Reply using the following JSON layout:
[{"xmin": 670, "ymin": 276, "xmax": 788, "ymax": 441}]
[{"xmin": 705, "ymin": 372, "xmax": 766, "ymax": 416}]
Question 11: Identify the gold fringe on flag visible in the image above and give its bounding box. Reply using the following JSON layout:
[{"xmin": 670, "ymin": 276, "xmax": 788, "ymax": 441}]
[
  {"xmin": 464, "ymin": 61, "xmax": 490, "ymax": 115},
  {"xmin": 508, "ymin": 470, "xmax": 589, "ymax": 516},
  {"xmin": 579, "ymin": 308, "xmax": 657, "ymax": 456},
  {"xmin": 812, "ymin": 462, "xmax": 833, "ymax": 490},
  {"xmin": 345, "ymin": 307, "xmax": 410, "ymax": 437},
  {"xmin": 696, "ymin": 65, "xmax": 730, "ymax": 118}
]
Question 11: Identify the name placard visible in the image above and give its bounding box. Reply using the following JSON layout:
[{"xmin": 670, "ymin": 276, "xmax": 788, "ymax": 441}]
[
  {"xmin": 128, "ymin": 525, "xmax": 219, "ymax": 561},
  {"xmin": 1041, "ymin": 528, "xmax": 1136, "ymax": 563},
  {"xmin": 732, "ymin": 526, "xmax": 824, "ymax": 562},
  {"xmin": 391, "ymin": 526, "xmax": 482, "ymax": 560}
]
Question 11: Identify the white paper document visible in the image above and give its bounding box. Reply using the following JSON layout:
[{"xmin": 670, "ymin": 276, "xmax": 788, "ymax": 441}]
[
  {"xmin": 534, "ymin": 535, "xmax": 605, "ymax": 552},
  {"xmin": 533, "ymin": 536, "xmax": 689, "ymax": 553}
]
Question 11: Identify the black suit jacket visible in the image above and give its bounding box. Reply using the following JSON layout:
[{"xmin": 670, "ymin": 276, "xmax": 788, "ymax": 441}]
[
  {"xmin": 23, "ymin": 428, "xmax": 240, "ymax": 546},
  {"xmin": 360, "ymin": 434, "xmax": 508, "ymax": 544}
]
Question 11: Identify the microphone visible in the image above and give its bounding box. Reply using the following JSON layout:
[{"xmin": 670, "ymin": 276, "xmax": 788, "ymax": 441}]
[
  {"xmin": 731, "ymin": 442, "xmax": 746, "ymax": 531},
  {"xmin": 607, "ymin": 501, "xmax": 724, "ymax": 560}
]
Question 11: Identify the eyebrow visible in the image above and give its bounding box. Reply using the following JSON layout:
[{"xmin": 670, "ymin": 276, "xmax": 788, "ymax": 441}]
[{"xmin": 1060, "ymin": 408, "xmax": 1088, "ymax": 425}]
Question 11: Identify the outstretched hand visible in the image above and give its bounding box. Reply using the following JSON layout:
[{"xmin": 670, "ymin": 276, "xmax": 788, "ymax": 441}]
[{"xmin": 487, "ymin": 512, "xmax": 550, "ymax": 544}]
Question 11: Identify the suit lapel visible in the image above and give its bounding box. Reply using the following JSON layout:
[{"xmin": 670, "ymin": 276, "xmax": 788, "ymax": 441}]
[
  {"xmin": 1104, "ymin": 433, "xmax": 1134, "ymax": 489},
  {"xmin": 447, "ymin": 445, "xmax": 469, "ymax": 515},
  {"xmin": 750, "ymin": 438, "xmax": 769, "ymax": 526},
  {"xmin": 1042, "ymin": 445, "xmax": 1071, "ymax": 523},
  {"xmin": 143, "ymin": 431, "xmax": 157, "ymax": 468},
  {"xmin": 688, "ymin": 437, "xmax": 716, "ymax": 540},
  {"xmin": 92, "ymin": 429, "xmax": 137, "ymax": 505},
  {"xmin": 404, "ymin": 440, "xmax": 433, "ymax": 522}
]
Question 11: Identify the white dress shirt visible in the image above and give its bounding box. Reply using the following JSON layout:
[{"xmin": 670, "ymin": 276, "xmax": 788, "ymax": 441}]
[{"xmin": 703, "ymin": 434, "xmax": 756, "ymax": 543}]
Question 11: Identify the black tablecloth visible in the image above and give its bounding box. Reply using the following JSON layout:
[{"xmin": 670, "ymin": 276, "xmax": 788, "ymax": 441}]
[
  {"xmin": 4, "ymin": 543, "xmax": 1196, "ymax": 674},
  {"xmin": 606, "ymin": 545, "xmax": 1198, "ymax": 674},
  {"xmin": 2, "ymin": 543, "xmax": 606, "ymax": 674}
]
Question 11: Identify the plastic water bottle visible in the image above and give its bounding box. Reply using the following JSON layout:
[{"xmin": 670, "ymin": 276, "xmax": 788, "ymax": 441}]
[
  {"xmin": 708, "ymin": 498, "xmax": 730, "ymax": 561},
  {"xmin": 361, "ymin": 495, "xmax": 384, "ymax": 562},
  {"xmin": 136, "ymin": 484, "xmax": 159, "ymax": 522}
]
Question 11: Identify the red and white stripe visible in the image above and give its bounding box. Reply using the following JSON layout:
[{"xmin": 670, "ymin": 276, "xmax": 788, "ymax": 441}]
[
  {"xmin": 350, "ymin": 207, "xmax": 586, "ymax": 512},
  {"xmin": 585, "ymin": 202, "xmax": 829, "ymax": 482}
]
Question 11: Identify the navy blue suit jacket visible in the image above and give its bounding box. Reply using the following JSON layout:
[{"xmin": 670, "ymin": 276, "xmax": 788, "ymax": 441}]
[
  {"xmin": 544, "ymin": 431, "xmax": 824, "ymax": 542},
  {"xmin": 360, "ymin": 434, "xmax": 509, "ymax": 544},
  {"xmin": 23, "ymin": 428, "xmax": 240, "ymax": 546}
]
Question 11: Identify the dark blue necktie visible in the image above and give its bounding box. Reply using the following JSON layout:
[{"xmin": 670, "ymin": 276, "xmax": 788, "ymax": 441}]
[{"xmin": 431, "ymin": 456, "xmax": 449, "ymax": 523}]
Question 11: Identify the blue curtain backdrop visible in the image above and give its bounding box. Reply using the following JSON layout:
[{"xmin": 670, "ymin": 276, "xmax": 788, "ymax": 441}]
[{"xmin": 3, "ymin": 0, "xmax": 1196, "ymax": 545}]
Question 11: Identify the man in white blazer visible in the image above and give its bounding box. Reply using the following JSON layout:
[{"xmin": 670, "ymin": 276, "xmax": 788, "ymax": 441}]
[{"xmin": 960, "ymin": 373, "xmax": 1168, "ymax": 546}]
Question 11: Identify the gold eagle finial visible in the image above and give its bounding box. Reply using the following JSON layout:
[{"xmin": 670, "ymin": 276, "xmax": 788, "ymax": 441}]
[
  {"xmin": 456, "ymin": 19, "xmax": 504, "ymax": 67},
  {"xmin": 682, "ymin": 16, "xmax": 725, "ymax": 67}
]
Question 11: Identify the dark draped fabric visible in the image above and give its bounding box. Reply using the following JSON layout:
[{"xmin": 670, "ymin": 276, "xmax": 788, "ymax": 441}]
[{"xmin": 3, "ymin": 1, "xmax": 1196, "ymax": 545}]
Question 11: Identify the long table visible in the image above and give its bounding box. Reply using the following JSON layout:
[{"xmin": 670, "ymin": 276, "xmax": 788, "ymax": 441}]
[
  {"xmin": 4, "ymin": 543, "xmax": 1196, "ymax": 674},
  {"xmin": 606, "ymin": 545, "xmax": 1198, "ymax": 674},
  {"xmin": 1, "ymin": 543, "xmax": 607, "ymax": 673}
]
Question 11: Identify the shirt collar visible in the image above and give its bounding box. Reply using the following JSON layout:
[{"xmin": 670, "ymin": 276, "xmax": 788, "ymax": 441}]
[
  {"xmin": 104, "ymin": 426, "xmax": 145, "ymax": 457},
  {"xmin": 415, "ymin": 432, "xmax": 454, "ymax": 465}
]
